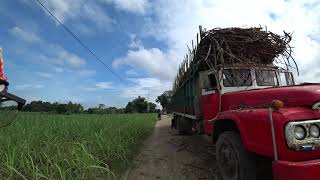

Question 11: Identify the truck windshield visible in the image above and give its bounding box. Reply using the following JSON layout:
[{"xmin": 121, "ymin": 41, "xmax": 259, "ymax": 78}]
[
  {"xmin": 223, "ymin": 69, "xmax": 252, "ymax": 87},
  {"xmin": 255, "ymin": 70, "xmax": 278, "ymax": 86}
]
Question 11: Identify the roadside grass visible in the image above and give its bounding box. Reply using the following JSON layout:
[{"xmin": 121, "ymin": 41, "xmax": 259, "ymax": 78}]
[{"xmin": 0, "ymin": 113, "xmax": 156, "ymax": 179}]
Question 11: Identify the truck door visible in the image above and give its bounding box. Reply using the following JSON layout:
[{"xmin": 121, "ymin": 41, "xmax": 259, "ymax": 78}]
[{"xmin": 201, "ymin": 73, "xmax": 220, "ymax": 135}]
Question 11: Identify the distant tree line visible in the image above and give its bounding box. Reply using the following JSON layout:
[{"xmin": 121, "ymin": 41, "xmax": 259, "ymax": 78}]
[
  {"xmin": 86, "ymin": 104, "xmax": 125, "ymax": 114},
  {"xmin": 87, "ymin": 96, "xmax": 157, "ymax": 114},
  {"xmin": 0, "ymin": 96, "xmax": 158, "ymax": 114},
  {"xmin": 22, "ymin": 101, "xmax": 84, "ymax": 114}
]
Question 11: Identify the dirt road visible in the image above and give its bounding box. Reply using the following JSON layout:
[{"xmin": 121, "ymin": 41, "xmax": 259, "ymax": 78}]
[{"xmin": 122, "ymin": 115, "xmax": 220, "ymax": 180}]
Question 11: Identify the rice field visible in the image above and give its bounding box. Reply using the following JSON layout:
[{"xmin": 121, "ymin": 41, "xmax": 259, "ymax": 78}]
[{"xmin": 0, "ymin": 113, "xmax": 156, "ymax": 179}]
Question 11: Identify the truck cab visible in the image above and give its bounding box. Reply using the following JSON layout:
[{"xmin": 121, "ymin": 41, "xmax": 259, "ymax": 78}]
[
  {"xmin": 173, "ymin": 63, "xmax": 320, "ymax": 180},
  {"xmin": 199, "ymin": 64, "xmax": 320, "ymax": 180},
  {"xmin": 170, "ymin": 26, "xmax": 320, "ymax": 180},
  {"xmin": 201, "ymin": 64, "xmax": 296, "ymax": 133}
]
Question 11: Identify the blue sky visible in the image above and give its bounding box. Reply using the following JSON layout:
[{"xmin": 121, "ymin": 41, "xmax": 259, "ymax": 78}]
[{"xmin": 0, "ymin": 0, "xmax": 319, "ymax": 108}]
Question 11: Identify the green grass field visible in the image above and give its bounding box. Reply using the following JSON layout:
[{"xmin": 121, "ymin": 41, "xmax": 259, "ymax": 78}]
[{"xmin": 0, "ymin": 113, "xmax": 156, "ymax": 179}]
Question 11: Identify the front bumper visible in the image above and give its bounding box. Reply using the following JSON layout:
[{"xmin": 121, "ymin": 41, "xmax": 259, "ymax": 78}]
[{"xmin": 273, "ymin": 159, "xmax": 320, "ymax": 180}]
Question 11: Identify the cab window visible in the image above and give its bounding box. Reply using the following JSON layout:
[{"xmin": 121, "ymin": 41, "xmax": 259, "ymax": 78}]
[
  {"xmin": 280, "ymin": 72, "xmax": 294, "ymax": 86},
  {"xmin": 285, "ymin": 72, "xmax": 294, "ymax": 85},
  {"xmin": 255, "ymin": 70, "xmax": 278, "ymax": 86},
  {"xmin": 223, "ymin": 69, "xmax": 252, "ymax": 87},
  {"xmin": 208, "ymin": 73, "xmax": 217, "ymax": 90}
]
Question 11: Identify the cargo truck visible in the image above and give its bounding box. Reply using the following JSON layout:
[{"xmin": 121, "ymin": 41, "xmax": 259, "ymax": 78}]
[{"xmin": 170, "ymin": 27, "xmax": 320, "ymax": 180}]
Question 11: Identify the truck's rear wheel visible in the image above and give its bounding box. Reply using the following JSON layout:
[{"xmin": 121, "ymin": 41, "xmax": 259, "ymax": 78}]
[
  {"xmin": 177, "ymin": 116, "xmax": 186, "ymax": 135},
  {"xmin": 216, "ymin": 131, "xmax": 256, "ymax": 180},
  {"xmin": 177, "ymin": 116, "xmax": 192, "ymax": 135}
]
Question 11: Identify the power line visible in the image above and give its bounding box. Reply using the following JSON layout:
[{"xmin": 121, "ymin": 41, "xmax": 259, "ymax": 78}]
[{"xmin": 35, "ymin": 0, "xmax": 127, "ymax": 84}]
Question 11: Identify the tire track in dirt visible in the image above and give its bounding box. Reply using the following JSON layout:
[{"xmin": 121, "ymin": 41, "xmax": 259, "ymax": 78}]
[{"xmin": 122, "ymin": 115, "xmax": 221, "ymax": 180}]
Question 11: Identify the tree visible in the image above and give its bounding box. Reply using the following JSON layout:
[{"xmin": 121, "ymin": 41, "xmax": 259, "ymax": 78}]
[
  {"xmin": 21, "ymin": 101, "xmax": 84, "ymax": 114},
  {"xmin": 56, "ymin": 104, "xmax": 67, "ymax": 114},
  {"xmin": 125, "ymin": 96, "xmax": 155, "ymax": 113},
  {"xmin": 98, "ymin": 104, "xmax": 105, "ymax": 109},
  {"xmin": 125, "ymin": 102, "xmax": 135, "ymax": 113},
  {"xmin": 156, "ymin": 91, "xmax": 172, "ymax": 110},
  {"xmin": 132, "ymin": 96, "xmax": 148, "ymax": 113},
  {"xmin": 148, "ymin": 102, "xmax": 157, "ymax": 113}
]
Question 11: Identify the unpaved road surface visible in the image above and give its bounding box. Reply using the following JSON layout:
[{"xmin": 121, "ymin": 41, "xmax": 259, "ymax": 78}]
[{"xmin": 123, "ymin": 115, "xmax": 220, "ymax": 180}]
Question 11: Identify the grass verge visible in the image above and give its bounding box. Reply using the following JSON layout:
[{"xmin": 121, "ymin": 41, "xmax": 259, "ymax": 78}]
[{"xmin": 0, "ymin": 113, "xmax": 156, "ymax": 179}]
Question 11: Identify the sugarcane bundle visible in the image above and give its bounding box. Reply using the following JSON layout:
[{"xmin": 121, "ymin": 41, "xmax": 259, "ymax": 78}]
[
  {"xmin": 195, "ymin": 27, "xmax": 294, "ymax": 67},
  {"xmin": 173, "ymin": 26, "xmax": 297, "ymax": 91}
]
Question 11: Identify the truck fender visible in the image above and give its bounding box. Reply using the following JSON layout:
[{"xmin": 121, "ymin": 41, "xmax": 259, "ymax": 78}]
[{"xmin": 212, "ymin": 112, "xmax": 250, "ymax": 151}]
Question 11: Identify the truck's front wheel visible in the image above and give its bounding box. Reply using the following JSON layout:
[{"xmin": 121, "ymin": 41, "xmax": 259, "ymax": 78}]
[{"xmin": 216, "ymin": 131, "xmax": 256, "ymax": 180}]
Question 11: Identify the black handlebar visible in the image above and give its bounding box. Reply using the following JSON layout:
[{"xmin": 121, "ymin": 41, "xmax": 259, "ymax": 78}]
[
  {"xmin": 0, "ymin": 91, "xmax": 26, "ymax": 110},
  {"xmin": 0, "ymin": 79, "xmax": 9, "ymax": 86}
]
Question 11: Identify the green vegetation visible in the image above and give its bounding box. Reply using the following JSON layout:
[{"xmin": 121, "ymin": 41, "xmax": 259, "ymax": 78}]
[
  {"xmin": 124, "ymin": 96, "xmax": 157, "ymax": 113},
  {"xmin": 17, "ymin": 96, "xmax": 158, "ymax": 114},
  {"xmin": 0, "ymin": 113, "xmax": 156, "ymax": 179},
  {"xmin": 156, "ymin": 91, "xmax": 172, "ymax": 111}
]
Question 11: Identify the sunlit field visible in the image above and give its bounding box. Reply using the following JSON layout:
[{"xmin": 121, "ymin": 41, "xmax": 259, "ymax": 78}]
[{"xmin": 0, "ymin": 113, "xmax": 156, "ymax": 179}]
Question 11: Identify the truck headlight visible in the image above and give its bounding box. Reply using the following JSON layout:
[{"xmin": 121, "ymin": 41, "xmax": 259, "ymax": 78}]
[
  {"xmin": 310, "ymin": 124, "xmax": 320, "ymax": 138},
  {"xmin": 312, "ymin": 102, "xmax": 320, "ymax": 110},
  {"xmin": 285, "ymin": 120, "xmax": 320, "ymax": 151},
  {"xmin": 294, "ymin": 125, "xmax": 306, "ymax": 140}
]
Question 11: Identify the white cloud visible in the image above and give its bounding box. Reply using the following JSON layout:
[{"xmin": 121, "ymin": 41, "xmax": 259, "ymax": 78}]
[
  {"xmin": 8, "ymin": 26, "xmax": 87, "ymax": 69},
  {"xmin": 81, "ymin": 3, "xmax": 115, "ymax": 29},
  {"xmin": 54, "ymin": 67, "xmax": 64, "ymax": 73},
  {"xmin": 113, "ymin": 0, "xmax": 320, "ymax": 97},
  {"xmin": 15, "ymin": 84, "xmax": 44, "ymax": 90},
  {"xmin": 103, "ymin": 0, "xmax": 150, "ymax": 14},
  {"xmin": 126, "ymin": 69, "xmax": 138, "ymax": 76},
  {"xmin": 40, "ymin": 45, "xmax": 86, "ymax": 68},
  {"xmin": 83, "ymin": 87, "xmax": 98, "ymax": 92},
  {"xmin": 120, "ymin": 78, "xmax": 171, "ymax": 105},
  {"xmin": 57, "ymin": 49, "xmax": 85, "ymax": 67},
  {"xmin": 96, "ymin": 82, "xmax": 113, "ymax": 89},
  {"xmin": 9, "ymin": 26, "xmax": 41, "ymax": 43},
  {"xmin": 78, "ymin": 69, "xmax": 96, "ymax": 77},
  {"xmin": 113, "ymin": 47, "xmax": 179, "ymax": 81},
  {"xmin": 53, "ymin": 68, "xmax": 96, "ymax": 77},
  {"xmin": 35, "ymin": 72, "xmax": 54, "ymax": 78},
  {"xmin": 143, "ymin": 0, "xmax": 320, "ymax": 83},
  {"xmin": 128, "ymin": 34, "xmax": 143, "ymax": 49},
  {"xmin": 38, "ymin": 0, "xmax": 75, "ymax": 22},
  {"xmin": 37, "ymin": 0, "xmax": 115, "ymax": 33},
  {"xmin": 34, "ymin": 84, "xmax": 44, "ymax": 88}
]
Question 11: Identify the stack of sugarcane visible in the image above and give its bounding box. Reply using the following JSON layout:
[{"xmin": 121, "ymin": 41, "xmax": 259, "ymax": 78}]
[
  {"xmin": 173, "ymin": 26, "xmax": 297, "ymax": 92},
  {"xmin": 195, "ymin": 27, "xmax": 294, "ymax": 67}
]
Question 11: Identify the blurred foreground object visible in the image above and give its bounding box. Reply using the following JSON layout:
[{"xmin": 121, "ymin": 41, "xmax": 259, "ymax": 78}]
[{"xmin": 0, "ymin": 48, "xmax": 25, "ymax": 128}]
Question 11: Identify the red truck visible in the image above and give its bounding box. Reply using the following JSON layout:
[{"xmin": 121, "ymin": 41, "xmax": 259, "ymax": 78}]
[
  {"xmin": 0, "ymin": 48, "xmax": 25, "ymax": 123},
  {"xmin": 170, "ymin": 27, "xmax": 320, "ymax": 180}
]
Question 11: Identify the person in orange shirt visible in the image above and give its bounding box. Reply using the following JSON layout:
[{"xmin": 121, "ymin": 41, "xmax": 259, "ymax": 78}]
[{"xmin": 0, "ymin": 48, "xmax": 7, "ymax": 81}]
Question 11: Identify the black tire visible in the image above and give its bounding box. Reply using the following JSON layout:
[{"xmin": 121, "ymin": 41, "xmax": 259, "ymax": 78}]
[
  {"xmin": 177, "ymin": 116, "xmax": 193, "ymax": 135},
  {"xmin": 216, "ymin": 131, "xmax": 256, "ymax": 180},
  {"xmin": 177, "ymin": 116, "xmax": 185, "ymax": 135}
]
